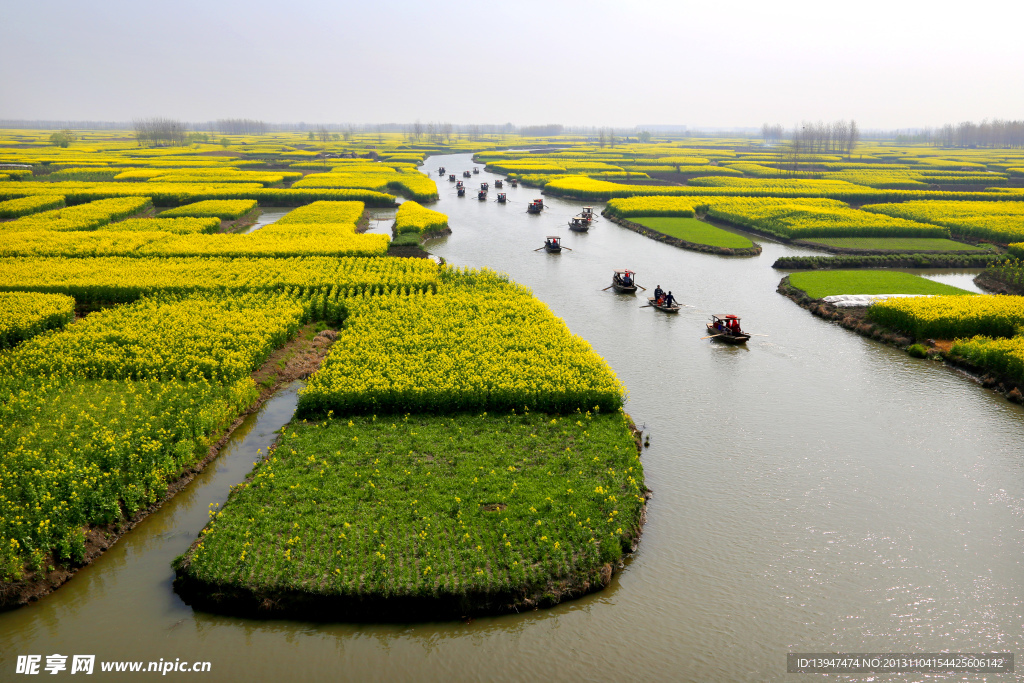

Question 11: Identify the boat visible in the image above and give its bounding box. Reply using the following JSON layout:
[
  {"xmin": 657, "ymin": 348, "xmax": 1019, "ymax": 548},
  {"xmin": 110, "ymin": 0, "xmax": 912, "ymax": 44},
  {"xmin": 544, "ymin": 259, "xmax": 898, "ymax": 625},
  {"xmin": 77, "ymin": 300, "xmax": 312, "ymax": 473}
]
[
  {"xmin": 480, "ymin": 182, "xmax": 488, "ymax": 191},
  {"xmin": 526, "ymin": 198, "xmax": 544, "ymax": 214},
  {"xmin": 457, "ymin": 187, "xmax": 466, "ymax": 197},
  {"xmin": 496, "ymin": 192, "xmax": 507, "ymax": 203},
  {"xmin": 544, "ymin": 236, "xmax": 562, "ymax": 253},
  {"xmin": 706, "ymin": 314, "xmax": 750, "ymax": 344},
  {"xmin": 473, "ymin": 167, "xmax": 480, "ymax": 174},
  {"xmin": 455, "ymin": 180, "xmax": 464, "ymax": 189},
  {"xmin": 581, "ymin": 206, "xmax": 595, "ymax": 221},
  {"xmin": 569, "ymin": 216, "xmax": 590, "ymax": 232},
  {"xmin": 448, "ymin": 174, "xmax": 456, "ymax": 182},
  {"xmin": 477, "ymin": 190, "xmax": 487, "ymax": 200},
  {"xmin": 510, "ymin": 178, "xmax": 519, "ymax": 187},
  {"xmin": 611, "ymin": 269, "xmax": 637, "ymax": 294},
  {"xmin": 646, "ymin": 296, "xmax": 680, "ymax": 313},
  {"xmin": 437, "ymin": 167, "xmax": 446, "ymax": 176},
  {"xmin": 463, "ymin": 171, "xmax": 472, "ymax": 178},
  {"xmin": 495, "ymin": 179, "xmax": 504, "ymax": 188}
]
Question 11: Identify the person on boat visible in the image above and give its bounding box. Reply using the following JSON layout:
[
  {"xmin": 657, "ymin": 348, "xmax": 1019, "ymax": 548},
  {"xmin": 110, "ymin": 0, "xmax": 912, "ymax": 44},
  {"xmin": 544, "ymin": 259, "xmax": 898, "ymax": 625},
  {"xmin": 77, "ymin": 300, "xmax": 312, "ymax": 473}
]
[
  {"xmin": 664, "ymin": 291, "xmax": 675, "ymax": 307},
  {"xmin": 622, "ymin": 273, "xmax": 632, "ymax": 286},
  {"xmin": 654, "ymin": 285, "xmax": 664, "ymax": 302},
  {"xmin": 728, "ymin": 318, "xmax": 740, "ymax": 334}
]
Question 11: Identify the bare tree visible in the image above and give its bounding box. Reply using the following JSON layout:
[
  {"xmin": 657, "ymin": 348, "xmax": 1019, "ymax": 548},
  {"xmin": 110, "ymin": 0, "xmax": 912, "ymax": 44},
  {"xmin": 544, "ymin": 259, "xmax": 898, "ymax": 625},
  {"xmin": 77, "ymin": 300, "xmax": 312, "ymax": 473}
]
[
  {"xmin": 785, "ymin": 126, "xmax": 804, "ymax": 175},
  {"xmin": 133, "ymin": 118, "xmax": 187, "ymax": 147},
  {"xmin": 215, "ymin": 119, "xmax": 267, "ymax": 134},
  {"xmin": 846, "ymin": 120, "xmax": 859, "ymax": 156},
  {"xmin": 760, "ymin": 123, "xmax": 784, "ymax": 145}
]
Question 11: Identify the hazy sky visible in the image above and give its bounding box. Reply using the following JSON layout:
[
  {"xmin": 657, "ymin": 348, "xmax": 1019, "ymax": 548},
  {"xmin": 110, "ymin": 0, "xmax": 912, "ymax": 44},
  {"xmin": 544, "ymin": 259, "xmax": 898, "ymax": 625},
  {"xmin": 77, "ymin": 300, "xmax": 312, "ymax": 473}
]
[{"xmin": 2, "ymin": 0, "xmax": 1021, "ymax": 129}]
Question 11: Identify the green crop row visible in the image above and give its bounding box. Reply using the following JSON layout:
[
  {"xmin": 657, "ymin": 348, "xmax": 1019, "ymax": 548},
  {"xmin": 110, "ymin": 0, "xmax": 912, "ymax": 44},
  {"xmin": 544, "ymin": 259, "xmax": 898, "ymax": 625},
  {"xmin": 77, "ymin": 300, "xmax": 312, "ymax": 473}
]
[
  {"xmin": 394, "ymin": 200, "xmax": 449, "ymax": 235},
  {"xmin": 298, "ymin": 270, "xmax": 625, "ymax": 416},
  {"xmin": 950, "ymin": 336, "xmax": 1024, "ymax": 386},
  {"xmin": 0, "ymin": 256, "xmax": 439, "ymax": 303},
  {"xmin": 0, "ymin": 182, "xmax": 397, "ymax": 207},
  {"xmin": 773, "ymin": 254, "xmax": 1004, "ymax": 270},
  {"xmin": 0, "ymin": 195, "xmax": 66, "ymax": 218},
  {"xmin": 0, "ymin": 292, "xmax": 75, "ymax": 349},
  {"xmin": 867, "ymin": 295, "xmax": 1024, "ymax": 339},
  {"xmin": 158, "ymin": 200, "xmax": 258, "ymax": 220},
  {"xmin": 4, "ymin": 197, "xmax": 152, "ymax": 231},
  {"xmin": 863, "ymin": 201, "xmax": 1024, "ymax": 244}
]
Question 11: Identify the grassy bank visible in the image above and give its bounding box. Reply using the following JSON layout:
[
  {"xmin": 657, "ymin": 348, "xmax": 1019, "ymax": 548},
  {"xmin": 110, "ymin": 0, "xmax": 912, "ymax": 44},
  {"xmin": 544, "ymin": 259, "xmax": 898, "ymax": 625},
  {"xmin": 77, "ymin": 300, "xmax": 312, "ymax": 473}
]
[
  {"xmin": 174, "ymin": 410, "xmax": 645, "ymax": 619},
  {"xmin": 787, "ymin": 270, "xmax": 973, "ymax": 299},
  {"xmin": 631, "ymin": 216, "xmax": 754, "ymax": 249}
]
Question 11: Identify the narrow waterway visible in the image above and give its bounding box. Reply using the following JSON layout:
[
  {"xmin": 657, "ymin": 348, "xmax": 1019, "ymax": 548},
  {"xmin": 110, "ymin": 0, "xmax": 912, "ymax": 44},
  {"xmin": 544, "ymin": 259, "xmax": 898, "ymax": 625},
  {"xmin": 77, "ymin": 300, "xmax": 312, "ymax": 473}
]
[{"xmin": 2, "ymin": 154, "xmax": 1023, "ymax": 682}]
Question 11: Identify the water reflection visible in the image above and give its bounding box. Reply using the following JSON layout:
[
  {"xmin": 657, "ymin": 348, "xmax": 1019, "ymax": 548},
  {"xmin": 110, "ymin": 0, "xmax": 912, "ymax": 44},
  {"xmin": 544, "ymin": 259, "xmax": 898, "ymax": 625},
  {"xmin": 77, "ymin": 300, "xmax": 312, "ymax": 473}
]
[{"xmin": 243, "ymin": 207, "xmax": 293, "ymax": 233}]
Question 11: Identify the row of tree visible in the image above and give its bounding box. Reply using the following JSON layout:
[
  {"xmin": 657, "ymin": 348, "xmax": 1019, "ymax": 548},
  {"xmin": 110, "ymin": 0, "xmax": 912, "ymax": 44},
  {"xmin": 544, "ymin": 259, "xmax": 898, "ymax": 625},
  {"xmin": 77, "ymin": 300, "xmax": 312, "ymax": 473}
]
[
  {"xmin": 132, "ymin": 118, "xmax": 189, "ymax": 147},
  {"xmin": 213, "ymin": 119, "xmax": 268, "ymax": 135},
  {"xmin": 763, "ymin": 120, "xmax": 860, "ymax": 155},
  {"xmin": 933, "ymin": 119, "xmax": 1024, "ymax": 148}
]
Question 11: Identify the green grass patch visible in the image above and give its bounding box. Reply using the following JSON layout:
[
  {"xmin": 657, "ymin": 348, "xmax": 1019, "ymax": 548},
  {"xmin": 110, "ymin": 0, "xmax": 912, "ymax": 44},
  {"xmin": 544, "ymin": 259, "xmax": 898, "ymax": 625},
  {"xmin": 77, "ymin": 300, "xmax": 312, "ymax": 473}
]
[
  {"xmin": 801, "ymin": 237, "xmax": 988, "ymax": 252},
  {"xmin": 174, "ymin": 410, "xmax": 645, "ymax": 614},
  {"xmin": 788, "ymin": 270, "xmax": 973, "ymax": 299},
  {"xmin": 632, "ymin": 216, "xmax": 753, "ymax": 249}
]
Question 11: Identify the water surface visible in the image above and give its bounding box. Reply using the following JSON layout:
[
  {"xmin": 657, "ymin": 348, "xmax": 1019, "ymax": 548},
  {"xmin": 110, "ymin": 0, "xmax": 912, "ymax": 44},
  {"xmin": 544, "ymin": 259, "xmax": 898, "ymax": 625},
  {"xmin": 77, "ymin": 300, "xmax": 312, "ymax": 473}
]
[{"xmin": 2, "ymin": 155, "xmax": 1022, "ymax": 682}]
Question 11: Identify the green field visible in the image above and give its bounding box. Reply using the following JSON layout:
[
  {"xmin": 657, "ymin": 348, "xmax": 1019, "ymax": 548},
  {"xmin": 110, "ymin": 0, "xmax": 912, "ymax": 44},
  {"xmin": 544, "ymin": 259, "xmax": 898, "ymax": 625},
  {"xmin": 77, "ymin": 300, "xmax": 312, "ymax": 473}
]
[
  {"xmin": 800, "ymin": 237, "xmax": 988, "ymax": 252},
  {"xmin": 788, "ymin": 270, "xmax": 973, "ymax": 299},
  {"xmin": 174, "ymin": 411, "xmax": 645, "ymax": 616},
  {"xmin": 632, "ymin": 216, "xmax": 754, "ymax": 248}
]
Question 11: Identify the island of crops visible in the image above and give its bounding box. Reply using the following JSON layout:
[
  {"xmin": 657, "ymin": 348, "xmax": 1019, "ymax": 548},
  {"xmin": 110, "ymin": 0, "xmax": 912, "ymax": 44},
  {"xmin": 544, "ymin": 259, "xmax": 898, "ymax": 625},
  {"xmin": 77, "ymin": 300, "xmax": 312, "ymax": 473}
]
[{"xmin": 172, "ymin": 269, "xmax": 647, "ymax": 618}]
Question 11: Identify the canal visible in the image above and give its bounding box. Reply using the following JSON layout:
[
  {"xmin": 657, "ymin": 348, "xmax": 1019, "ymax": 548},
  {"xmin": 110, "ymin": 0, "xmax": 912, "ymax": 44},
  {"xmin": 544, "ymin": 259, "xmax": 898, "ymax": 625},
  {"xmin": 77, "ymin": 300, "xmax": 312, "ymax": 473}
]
[{"xmin": 2, "ymin": 153, "xmax": 1022, "ymax": 681}]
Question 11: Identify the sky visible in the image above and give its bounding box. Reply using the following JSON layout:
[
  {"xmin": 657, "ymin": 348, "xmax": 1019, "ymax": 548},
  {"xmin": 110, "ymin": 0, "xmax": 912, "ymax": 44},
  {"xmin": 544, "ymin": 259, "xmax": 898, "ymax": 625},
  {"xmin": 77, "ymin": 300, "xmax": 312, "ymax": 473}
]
[{"xmin": 2, "ymin": 0, "xmax": 1022, "ymax": 130}]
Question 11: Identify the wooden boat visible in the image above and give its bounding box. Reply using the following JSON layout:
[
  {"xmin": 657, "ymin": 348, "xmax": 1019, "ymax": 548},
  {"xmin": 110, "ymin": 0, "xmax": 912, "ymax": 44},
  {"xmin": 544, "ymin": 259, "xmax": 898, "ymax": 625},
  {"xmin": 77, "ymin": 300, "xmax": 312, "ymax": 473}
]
[
  {"xmin": 510, "ymin": 178, "xmax": 519, "ymax": 187},
  {"xmin": 463, "ymin": 171, "xmax": 472, "ymax": 178},
  {"xmin": 473, "ymin": 167, "xmax": 480, "ymax": 174},
  {"xmin": 526, "ymin": 198, "xmax": 544, "ymax": 214},
  {"xmin": 448, "ymin": 174, "xmax": 456, "ymax": 182},
  {"xmin": 437, "ymin": 167, "xmax": 446, "ymax": 176},
  {"xmin": 706, "ymin": 314, "xmax": 750, "ymax": 344},
  {"xmin": 569, "ymin": 216, "xmax": 590, "ymax": 232},
  {"xmin": 496, "ymin": 192, "xmax": 507, "ymax": 203},
  {"xmin": 611, "ymin": 269, "xmax": 637, "ymax": 294},
  {"xmin": 457, "ymin": 187, "xmax": 466, "ymax": 196},
  {"xmin": 646, "ymin": 296, "xmax": 680, "ymax": 313},
  {"xmin": 544, "ymin": 236, "xmax": 562, "ymax": 253},
  {"xmin": 480, "ymin": 182, "xmax": 488, "ymax": 191},
  {"xmin": 477, "ymin": 190, "xmax": 487, "ymax": 200},
  {"xmin": 455, "ymin": 180, "xmax": 464, "ymax": 188},
  {"xmin": 495, "ymin": 179, "xmax": 504, "ymax": 188},
  {"xmin": 581, "ymin": 206, "xmax": 595, "ymax": 221}
]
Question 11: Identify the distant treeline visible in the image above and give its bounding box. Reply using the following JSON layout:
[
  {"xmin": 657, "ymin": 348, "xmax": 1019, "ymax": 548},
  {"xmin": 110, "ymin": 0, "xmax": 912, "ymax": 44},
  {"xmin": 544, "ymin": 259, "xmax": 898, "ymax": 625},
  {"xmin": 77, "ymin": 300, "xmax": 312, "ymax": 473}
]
[
  {"xmin": 133, "ymin": 117, "xmax": 188, "ymax": 146},
  {"xmin": 212, "ymin": 119, "xmax": 268, "ymax": 134},
  {"xmin": 932, "ymin": 120, "xmax": 1024, "ymax": 149},
  {"xmin": 761, "ymin": 120, "xmax": 860, "ymax": 155}
]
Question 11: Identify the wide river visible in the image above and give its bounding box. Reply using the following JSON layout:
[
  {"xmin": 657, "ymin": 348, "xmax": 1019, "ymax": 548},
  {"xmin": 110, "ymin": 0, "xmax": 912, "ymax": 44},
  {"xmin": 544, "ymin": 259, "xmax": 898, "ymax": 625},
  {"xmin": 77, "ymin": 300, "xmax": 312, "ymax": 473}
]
[{"xmin": 2, "ymin": 153, "xmax": 1022, "ymax": 682}]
